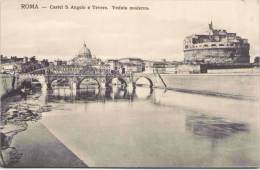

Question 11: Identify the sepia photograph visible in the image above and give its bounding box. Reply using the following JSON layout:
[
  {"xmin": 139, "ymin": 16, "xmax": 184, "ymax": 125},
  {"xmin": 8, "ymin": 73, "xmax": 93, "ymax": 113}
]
[{"xmin": 0, "ymin": 0, "xmax": 260, "ymax": 168}]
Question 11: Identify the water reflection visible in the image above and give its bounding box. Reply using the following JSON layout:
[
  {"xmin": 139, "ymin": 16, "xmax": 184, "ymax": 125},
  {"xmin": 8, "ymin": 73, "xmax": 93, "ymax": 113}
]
[
  {"xmin": 46, "ymin": 86, "xmax": 154, "ymax": 102},
  {"xmin": 186, "ymin": 114, "xmax": 249, "ymax": 139},
  {"xmin": 133, "ymin": 87, "xmax": 153, "ymax": 100}
]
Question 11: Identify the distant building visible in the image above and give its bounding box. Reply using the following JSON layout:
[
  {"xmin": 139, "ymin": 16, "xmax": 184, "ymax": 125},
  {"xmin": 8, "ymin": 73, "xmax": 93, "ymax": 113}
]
[
  {"xmin": 121, "ymin": 62, "xmax": 140, "ymax": 74},
  {"xmin": 92, "ymin": 62, "xmax": 111, "ymax": 74},
  {"xmin": 69, "ymin": 42, "xmax": 106, "ymax": 69},
  {"xmin": 119, "ymin": 57, "xmax": 144, "ymax": 73},
  {"xmin": 23, "ymin": 57, "xmax": 29, "ymax": 63},
  {"xmin": 0, "ymin": 63, "xmax": 20, "ymax": 74},
  {"xmin": 143, "ymin": 60, "xmax": 179, "ymax": 74},
  {"xmin": 20, "ymin": 56, "xmax": 43, "ymax": 73},
  {"xmin": 165, "ymin": 64, "xmax": 177, "ymax": 73},
  {"xmin": 0, "ymin": 56, "xmax": 24, "ymax": 64},
  {"xmin": 153, "ymin": 62, "xmax": 165, "ymax": 73},
  {"xmin": 54, "ymin": 60, "xmax": 67, "ymax": 66},
  {"xmin": 143, "ymin": 60, "xmax": 155, "ymax": 73},
  {"xmin": 70, "ymin": 43, "xmax": 93, "ymax": 66},
  {"xmin": 0, "ymin": 56, "xmax": 29, "ymax": 73},
  {"xmin": 40, "ymin": 59, "xmax": 49, "ymax": 67},
  {"xmin": 184, "ymin": 22, "xmax": 250, "ymax": 64},
  {"xmin": 106, "ymin": 59, "xmax": 121, "ymax": 73},
  {"xmin": 176, "ymin": 64, "xmax": 201, "ymax": 74}
]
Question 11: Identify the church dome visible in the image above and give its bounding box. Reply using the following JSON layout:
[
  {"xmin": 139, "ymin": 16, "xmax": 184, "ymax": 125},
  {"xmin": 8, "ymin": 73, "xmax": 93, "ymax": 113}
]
[
  {"xmin": 71, "ymin": 42, "xmax": 93, "ymax": 66},
  {"xmin": 78, "ymin": 42, "xmax": 92, "ymax": 58}
]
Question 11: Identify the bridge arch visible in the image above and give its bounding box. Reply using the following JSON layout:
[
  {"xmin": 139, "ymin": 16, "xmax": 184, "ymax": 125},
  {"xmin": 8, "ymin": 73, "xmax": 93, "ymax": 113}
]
[
  {"xmin": 106, "ymin": 76, "xmax": 128, "ymax": 87},
  {"xmin": 134, "ymin": 76, "xmax": 153, "ymax": 88},
  {"xmin": 21, "ymin": 78, "xmax": 42, "ymax": 88},
  {"xmin": 19, "ymin": 75, "xmax": 46, "ymax": 90},
  {"xmin": 49, "ymin": 77, "xmax": 71, "ymax": 89},
  {"xmin": 133, "ymin": 87, "xmax": 153, "ymax": 99},
  {"xmin": 77, "ymin": 77, "xmax": 101, "ymax": 89}
]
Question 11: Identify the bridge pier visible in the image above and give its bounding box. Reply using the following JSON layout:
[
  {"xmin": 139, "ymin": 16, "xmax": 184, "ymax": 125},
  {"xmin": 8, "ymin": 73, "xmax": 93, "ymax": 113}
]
[
  {"xmin": 70, "ymin": 81, "xmax": 77, "ymax": 96},
  {"xmin": 132, "ymin": 82, "xmax": 136, "ymax": 89},
  {"xmin": 96, "ymin": 77, "xmax": 106, "ymax": 89},
  {"xmin": 100, "ymin": 82, "xmax": 106, "ymax": 89},
  {"xmin": 41, "ymin": 82, "xmax": 47, "ymax": 91},
  {"xmin": 47, "ymin": 83, "xmax": 52, "ymax": 90},
  {"xmin": 127, "ymin": 82, "xmax": 134, "ymax": 94}
]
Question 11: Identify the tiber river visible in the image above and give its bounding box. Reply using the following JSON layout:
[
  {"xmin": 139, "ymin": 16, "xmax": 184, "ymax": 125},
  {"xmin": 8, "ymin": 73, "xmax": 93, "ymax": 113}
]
[{"xmin": 1, "ymin": 79, "xmax": 260, "ymax": 168}]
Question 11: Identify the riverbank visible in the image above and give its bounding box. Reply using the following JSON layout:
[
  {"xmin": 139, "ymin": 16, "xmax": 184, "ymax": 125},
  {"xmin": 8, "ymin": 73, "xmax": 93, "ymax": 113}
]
[
  {"xmin": 1, "ymin": 91, "xmax": 22, "ymax": 114},
  {"xmin": 0, "ymin": 91, "xmax": 87, "ymax": 167},
  {"xmin": 0, "ymin": 74, "xmax": 17, "ymax": 98},
  {"xmin": 9, "ymin": 122, "xmax": 87, "ymax": 168}
]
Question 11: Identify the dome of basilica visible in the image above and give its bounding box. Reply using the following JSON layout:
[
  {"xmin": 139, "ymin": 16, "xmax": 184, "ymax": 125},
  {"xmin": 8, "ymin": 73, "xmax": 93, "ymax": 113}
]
[
  {"xmin": 71, "ymin": 42, "xmax": 93, "ymax": 66},
  {"xmin": 78, "ymin": 43, "xmax": 92, "ymax": 59}
]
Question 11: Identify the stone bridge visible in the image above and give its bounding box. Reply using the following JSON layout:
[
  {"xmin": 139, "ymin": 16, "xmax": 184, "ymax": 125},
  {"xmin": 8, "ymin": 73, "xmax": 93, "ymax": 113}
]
[
  {"xmin": 16, "ymin": 71, "xmax": 167, "ymax": 91},
  {"xmin": 16, "ymin": 65, "xmax": 167, "ymax": 91}
]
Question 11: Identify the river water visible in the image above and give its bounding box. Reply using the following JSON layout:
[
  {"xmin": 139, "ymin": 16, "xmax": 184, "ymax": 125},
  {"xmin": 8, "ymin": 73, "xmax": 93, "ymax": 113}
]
[{"xmin": 1, "ymin": 86, "xmax": 260, "ymax": 167}]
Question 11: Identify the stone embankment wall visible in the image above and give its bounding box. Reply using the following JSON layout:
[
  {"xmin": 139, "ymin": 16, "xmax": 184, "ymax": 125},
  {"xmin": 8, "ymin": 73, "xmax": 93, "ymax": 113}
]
[{"xmin": 160, "ymin": 73, "xmax": 260, "ymax": 100}]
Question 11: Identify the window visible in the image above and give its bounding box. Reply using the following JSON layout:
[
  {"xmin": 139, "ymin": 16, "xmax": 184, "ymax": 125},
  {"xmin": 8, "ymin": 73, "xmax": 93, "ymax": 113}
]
[
  {"xmin": 204, "ymin": 44, "xmax": 208, "ymax": 47},
  {"xmin": 219, "ymin": 44, "xmax": 224, "ymax": 46},
  {"xmin": 211, "ymin": 44, "xmax": 216, "ymax": 47}
]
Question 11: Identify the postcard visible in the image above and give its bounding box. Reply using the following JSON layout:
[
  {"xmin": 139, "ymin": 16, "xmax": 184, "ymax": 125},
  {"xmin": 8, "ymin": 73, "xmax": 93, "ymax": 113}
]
[{"xmin": 0, "ymin": 0, "xmax": 260, "ymax": 168}]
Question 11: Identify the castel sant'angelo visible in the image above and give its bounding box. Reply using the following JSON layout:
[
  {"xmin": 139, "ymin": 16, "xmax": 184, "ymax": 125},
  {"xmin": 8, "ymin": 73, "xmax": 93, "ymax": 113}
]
[{"xmin": 183, "ymin": 22, "xmax": 250, "ymax": 64}]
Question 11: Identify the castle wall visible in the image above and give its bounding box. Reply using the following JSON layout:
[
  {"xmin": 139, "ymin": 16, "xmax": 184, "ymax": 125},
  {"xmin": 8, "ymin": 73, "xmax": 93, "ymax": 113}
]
[{"xmin": 184, "ymin": 47, "xmax": 250, "ymax": 63}]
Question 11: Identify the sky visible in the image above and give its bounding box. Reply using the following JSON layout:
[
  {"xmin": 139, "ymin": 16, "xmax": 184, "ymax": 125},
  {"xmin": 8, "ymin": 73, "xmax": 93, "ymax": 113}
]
[{"xmin": 1, "ymin": 0, "xmax": 260, "ymax": 61}]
